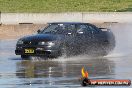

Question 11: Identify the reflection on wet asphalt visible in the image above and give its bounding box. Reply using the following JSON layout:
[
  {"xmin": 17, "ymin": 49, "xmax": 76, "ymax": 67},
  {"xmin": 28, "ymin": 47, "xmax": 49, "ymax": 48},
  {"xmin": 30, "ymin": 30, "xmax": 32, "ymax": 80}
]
[{"xmin": 0, "ymin": 24, "xmax": 132, "ymax": 88}]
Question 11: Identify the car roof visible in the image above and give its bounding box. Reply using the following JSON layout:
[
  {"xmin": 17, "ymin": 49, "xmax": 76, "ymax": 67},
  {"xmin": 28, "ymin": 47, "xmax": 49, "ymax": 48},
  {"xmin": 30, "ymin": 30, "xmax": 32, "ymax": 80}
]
[{"xmin": 48, "ymin": 22, "xmax": 90, "ymax": 25}]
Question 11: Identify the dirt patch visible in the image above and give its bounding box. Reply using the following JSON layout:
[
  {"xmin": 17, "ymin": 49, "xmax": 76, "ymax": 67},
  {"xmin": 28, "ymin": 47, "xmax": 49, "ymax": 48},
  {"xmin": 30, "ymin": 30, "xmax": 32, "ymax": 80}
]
[{"xmin": 0, "ymin": 24, "xmax": 47, "ymax": 40}]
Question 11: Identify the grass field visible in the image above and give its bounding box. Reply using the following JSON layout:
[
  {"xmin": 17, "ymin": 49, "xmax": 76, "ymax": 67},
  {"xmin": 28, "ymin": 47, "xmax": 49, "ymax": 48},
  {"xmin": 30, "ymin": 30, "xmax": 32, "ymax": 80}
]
[{"xmin": 0, "ymin": 0, "xmax": 132, "ymax": 12}]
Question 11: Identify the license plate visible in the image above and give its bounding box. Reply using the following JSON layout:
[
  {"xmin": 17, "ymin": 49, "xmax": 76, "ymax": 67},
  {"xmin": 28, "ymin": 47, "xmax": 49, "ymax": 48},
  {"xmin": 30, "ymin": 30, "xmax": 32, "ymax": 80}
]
[{"xmin": 24, "ymin": 49, "xmax": 34, "ymax": 54}]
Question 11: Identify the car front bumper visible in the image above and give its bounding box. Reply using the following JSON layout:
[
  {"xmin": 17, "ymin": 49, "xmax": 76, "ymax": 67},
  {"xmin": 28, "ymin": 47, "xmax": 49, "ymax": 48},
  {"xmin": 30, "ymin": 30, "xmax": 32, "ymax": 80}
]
[{"xmin": 15, "ymin": 47, "xmax": 61, "ymax": 57}]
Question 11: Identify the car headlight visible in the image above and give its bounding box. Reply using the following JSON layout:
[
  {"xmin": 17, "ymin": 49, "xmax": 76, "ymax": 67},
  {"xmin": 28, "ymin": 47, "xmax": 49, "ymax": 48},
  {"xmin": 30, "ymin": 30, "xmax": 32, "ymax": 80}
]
[
  {"xmin": 38, "ymin": 41, "xmax": 55, "ymax": 46},
  {"xmin": 38, "ymin": 41, "xmax": 45, "ymax": 45},
  {"xmin": 47, "ymin": 41, "xmax": 55, "ymax": 46},
  {"xmin": 17, "ymin": 39, "xmax": 23, "ymax": 44}
]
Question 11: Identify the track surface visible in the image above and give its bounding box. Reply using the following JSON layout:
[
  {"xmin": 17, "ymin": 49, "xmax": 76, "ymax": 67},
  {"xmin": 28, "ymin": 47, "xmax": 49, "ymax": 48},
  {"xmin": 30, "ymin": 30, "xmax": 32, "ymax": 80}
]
[{"xmin": 0, "ymin": 23, "xmax": 132, "ymax": 88}]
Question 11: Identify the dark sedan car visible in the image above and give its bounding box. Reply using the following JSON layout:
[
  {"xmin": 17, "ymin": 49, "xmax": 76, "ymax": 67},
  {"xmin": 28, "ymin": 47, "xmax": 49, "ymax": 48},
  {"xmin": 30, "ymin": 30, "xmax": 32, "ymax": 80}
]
[{"xmin": 15, "ymin": 22, "xmax": 115, "ymax": 59}]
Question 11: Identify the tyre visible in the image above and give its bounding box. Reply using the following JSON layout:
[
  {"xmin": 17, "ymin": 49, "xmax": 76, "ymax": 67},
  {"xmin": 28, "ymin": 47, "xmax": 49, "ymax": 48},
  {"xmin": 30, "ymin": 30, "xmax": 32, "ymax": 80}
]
[{"xmin": 21, "ymin": 55, "xmax": 29, "ymax": 60}]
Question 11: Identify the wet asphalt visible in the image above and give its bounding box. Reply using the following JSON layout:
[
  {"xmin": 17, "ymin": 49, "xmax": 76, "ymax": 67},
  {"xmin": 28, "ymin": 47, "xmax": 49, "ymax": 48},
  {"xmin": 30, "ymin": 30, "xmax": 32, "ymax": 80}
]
[{"xmin": 0, "ymin": 23, "xmax": 132, "ymax": 88}]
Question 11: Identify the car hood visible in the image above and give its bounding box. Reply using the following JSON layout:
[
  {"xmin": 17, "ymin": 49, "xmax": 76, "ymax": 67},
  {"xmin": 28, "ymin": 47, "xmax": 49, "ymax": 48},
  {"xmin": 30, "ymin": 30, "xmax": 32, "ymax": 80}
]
[{"xmin": 20, "ymin": 34, "xmax": 62, "ymax": 41}]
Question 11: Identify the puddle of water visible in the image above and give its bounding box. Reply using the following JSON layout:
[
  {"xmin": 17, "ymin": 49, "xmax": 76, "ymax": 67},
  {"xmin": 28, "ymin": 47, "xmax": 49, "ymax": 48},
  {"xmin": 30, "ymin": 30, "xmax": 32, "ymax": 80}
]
[{"xmin": 0, "ymin": 23, "xmax": 132, "ymax": 88}]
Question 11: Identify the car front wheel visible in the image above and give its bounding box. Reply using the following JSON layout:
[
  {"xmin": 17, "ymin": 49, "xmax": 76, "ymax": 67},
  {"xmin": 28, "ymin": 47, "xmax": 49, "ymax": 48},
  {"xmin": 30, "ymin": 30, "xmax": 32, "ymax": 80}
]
[{"xmin": 21, "ymin": 55, "xmax": 29, "ymax": 60}]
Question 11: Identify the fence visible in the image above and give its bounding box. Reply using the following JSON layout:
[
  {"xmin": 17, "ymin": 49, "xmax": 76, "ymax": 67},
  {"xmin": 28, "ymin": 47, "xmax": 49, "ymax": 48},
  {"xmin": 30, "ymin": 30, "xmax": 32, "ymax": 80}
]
[{"xmin": 0, "ymin": 12, "xmax": 132, "ymax": 24}]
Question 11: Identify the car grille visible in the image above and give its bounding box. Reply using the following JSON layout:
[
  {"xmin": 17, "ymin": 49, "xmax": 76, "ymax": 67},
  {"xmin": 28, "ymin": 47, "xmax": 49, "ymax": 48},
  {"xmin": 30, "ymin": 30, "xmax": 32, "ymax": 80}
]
[{"xmin": 24, "ymin": 41, "xmax": 38, "ymax": 45}]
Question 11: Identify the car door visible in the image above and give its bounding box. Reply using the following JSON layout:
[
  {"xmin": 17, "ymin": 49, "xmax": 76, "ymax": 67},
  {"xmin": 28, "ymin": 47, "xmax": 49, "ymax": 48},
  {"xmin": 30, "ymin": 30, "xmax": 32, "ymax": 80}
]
[
  {"xmin": 86, "ymin": 24, "xmax": 103, "ymax": 50},
  {"xmin": 61, "ymin": 24, "xmax": 76, "ymax": 50},
  {"xmin": 75, "ymin": 24, "xmax": 94, "ymax": 53}
]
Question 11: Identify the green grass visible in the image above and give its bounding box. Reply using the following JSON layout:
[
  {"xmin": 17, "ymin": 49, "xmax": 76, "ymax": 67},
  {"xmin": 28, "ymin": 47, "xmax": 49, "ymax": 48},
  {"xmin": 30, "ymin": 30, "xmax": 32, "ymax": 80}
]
[{"xmin": 0, "ymin": 0, "xmax": 132, "ymax": 12}]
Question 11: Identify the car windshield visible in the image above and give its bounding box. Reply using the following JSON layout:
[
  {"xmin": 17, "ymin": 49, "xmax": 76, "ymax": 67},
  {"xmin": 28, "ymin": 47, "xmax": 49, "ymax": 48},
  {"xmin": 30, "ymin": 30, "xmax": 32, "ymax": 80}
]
[{"xmin": 40, "ymin": 24, "xmax": 76, "ymax": 34}]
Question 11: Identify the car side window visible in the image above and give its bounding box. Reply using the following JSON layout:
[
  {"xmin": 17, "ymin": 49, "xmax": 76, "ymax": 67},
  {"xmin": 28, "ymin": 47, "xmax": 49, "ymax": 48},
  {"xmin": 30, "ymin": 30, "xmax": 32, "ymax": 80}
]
[
  {"xmin": 42, "ymin": 24, "xmax": 59, "ymax": 33},
  {"xmin": 58, "ymin": 24, "xmax": 75, "ymax": 33},
  {"xmin": 66, "ymin": 24, "xmax": 75, "ymax": 31},
  {"xmin": 76, "ymin": 24, "xmax": 88, "ymax": 34},
  {"xmin": 86, "ymin": 24, "xmax": 100, "ymax": 33}
]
